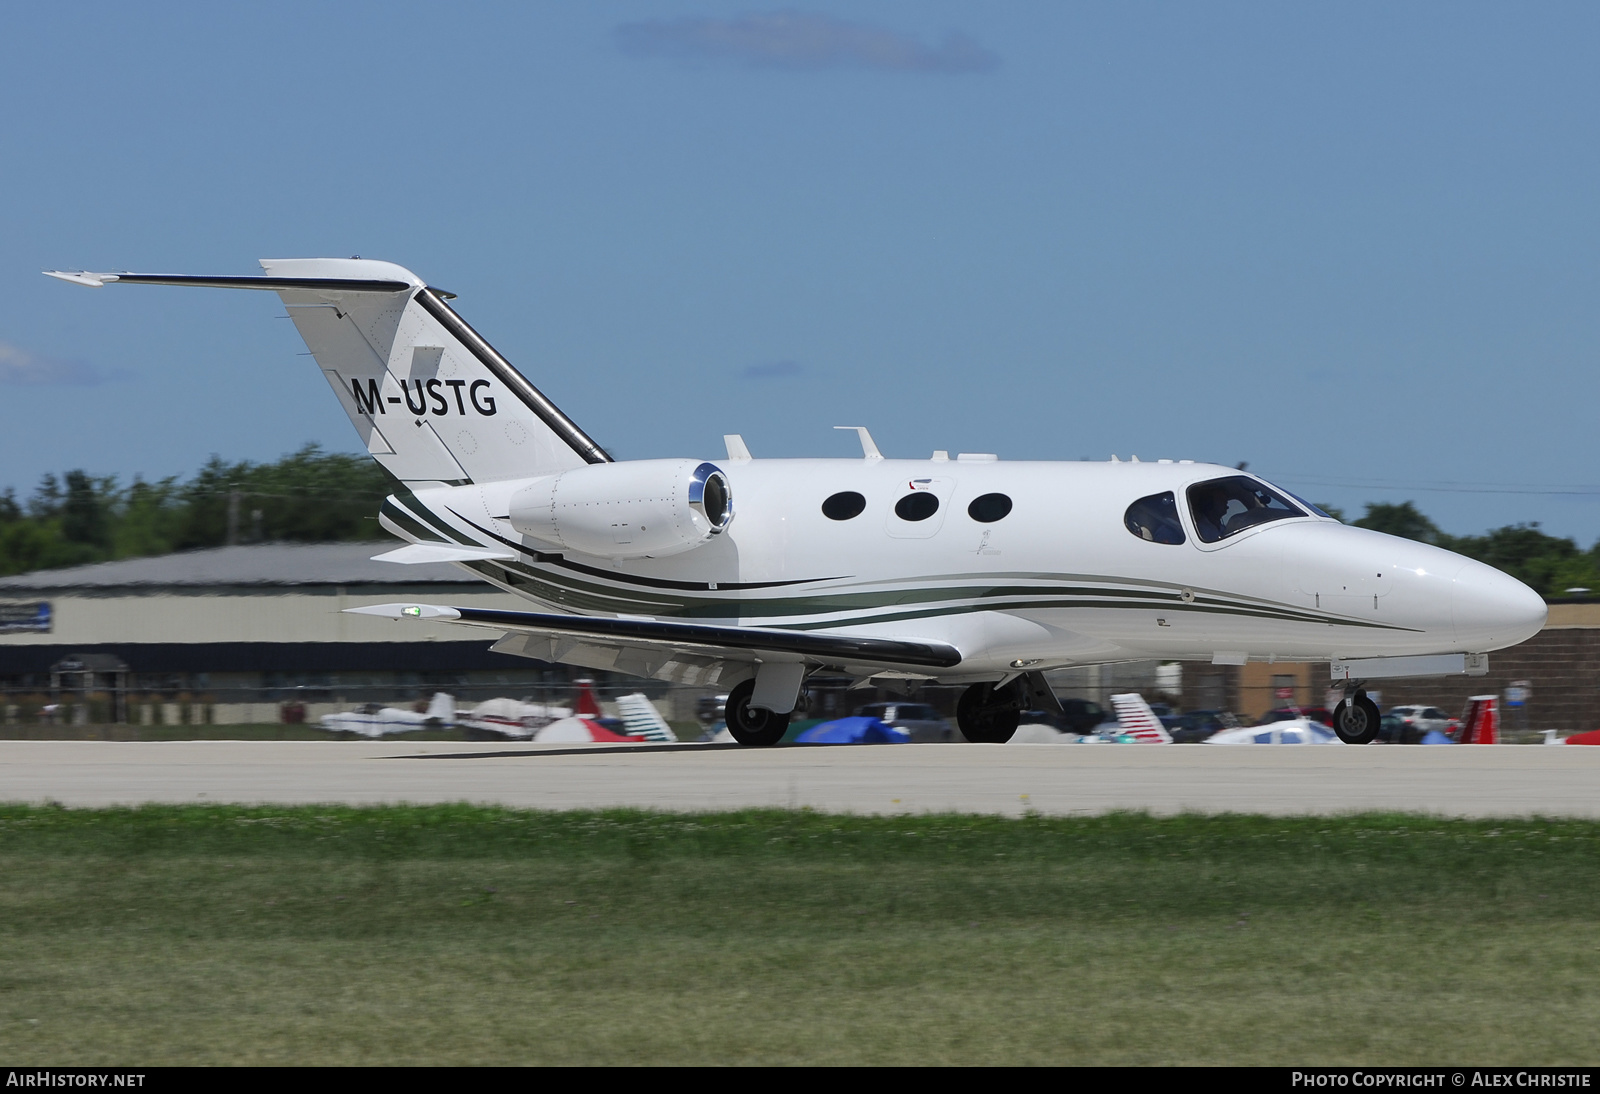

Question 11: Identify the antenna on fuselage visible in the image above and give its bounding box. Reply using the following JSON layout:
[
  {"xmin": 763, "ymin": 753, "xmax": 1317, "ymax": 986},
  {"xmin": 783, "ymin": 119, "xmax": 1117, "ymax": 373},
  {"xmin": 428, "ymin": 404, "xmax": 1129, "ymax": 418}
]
[{"xmin": 834, "ymin": 426, "xmax": 883, "ymax": 460}]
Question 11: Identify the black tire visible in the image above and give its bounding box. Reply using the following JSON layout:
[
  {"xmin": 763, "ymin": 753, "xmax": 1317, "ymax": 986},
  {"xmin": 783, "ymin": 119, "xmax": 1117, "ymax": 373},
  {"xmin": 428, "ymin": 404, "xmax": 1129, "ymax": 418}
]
[
  {"xmin": 1333, "ymin": 694, "xmax": 1381, "ymax": 745},
  {"xmin": 956, "ymin": 682, "xmax": 1021, "ymax": 744},
  {"xmin": 724, "ymin": 678, "xmax": 790, "ymax": 747}
]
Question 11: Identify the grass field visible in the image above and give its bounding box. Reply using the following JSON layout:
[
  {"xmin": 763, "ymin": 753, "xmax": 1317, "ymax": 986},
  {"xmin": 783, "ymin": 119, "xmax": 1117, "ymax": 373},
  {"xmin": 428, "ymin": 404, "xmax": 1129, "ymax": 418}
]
[{"xmin": 0, "ymin": 805, "xmax": 1595, "ymax": 1065}]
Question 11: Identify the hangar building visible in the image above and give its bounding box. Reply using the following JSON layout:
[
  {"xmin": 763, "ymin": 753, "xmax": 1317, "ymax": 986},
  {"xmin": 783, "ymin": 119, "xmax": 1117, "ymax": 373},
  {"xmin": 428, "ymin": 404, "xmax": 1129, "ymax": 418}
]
[{"xmin": 0, "ymin": 543, "xmax": 574, "ymax": 725}]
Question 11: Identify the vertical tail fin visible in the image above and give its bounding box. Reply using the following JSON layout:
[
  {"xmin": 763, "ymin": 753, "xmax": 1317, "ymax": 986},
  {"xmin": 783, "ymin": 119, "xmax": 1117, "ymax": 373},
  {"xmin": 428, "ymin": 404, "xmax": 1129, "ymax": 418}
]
[
  {"xmin": 268, "ymin": 258, "xmax": 610, "ymax": 485},
  {"xmin": 615, "ymin": 693, "xmax": 677, "ymax": 743},
  {"xmin": 426, "ymin": 692, "xmax": 457, "ymax": 724},
  {"xmin": 1458, "ymin": 695, "xmax": 1499, "ymax": 744},
  {"xmin": 1109, "ymin": 693, "xmax": 1173, "ymax": 744},
  {"xmin": 574, "ymin": 679, "xmax": 603, "ymax": 719},
  {"xmin": 45, "ymin": 259, "xmax": 610, "ymax": 486}
]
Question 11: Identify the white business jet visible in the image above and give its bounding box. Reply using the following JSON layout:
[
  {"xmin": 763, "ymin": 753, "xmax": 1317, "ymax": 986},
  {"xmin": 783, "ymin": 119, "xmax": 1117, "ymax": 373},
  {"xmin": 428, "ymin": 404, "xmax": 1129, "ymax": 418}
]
[{"xmin": 46, "ymin": 260, "xmax": 1547, "ymax": 746}]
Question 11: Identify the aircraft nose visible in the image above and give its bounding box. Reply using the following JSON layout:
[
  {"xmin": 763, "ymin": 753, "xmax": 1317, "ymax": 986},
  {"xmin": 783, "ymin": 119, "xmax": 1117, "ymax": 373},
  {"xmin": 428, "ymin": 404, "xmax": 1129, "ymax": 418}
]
[{"xmin": 1452, "ymin": 559, "xmax": 1547, "ymax": 651}]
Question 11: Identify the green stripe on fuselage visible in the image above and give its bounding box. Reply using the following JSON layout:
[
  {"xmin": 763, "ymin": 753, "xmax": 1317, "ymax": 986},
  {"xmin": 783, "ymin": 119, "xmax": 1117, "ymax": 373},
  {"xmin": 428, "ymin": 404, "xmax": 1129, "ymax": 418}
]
[{"xmin": 466, "ymin": 557, "xmax": 1410, "ymax": 633}]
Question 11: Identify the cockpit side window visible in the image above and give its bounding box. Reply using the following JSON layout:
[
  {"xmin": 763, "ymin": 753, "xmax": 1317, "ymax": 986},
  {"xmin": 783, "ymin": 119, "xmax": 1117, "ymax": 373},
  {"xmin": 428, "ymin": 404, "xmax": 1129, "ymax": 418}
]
[
  {"xmin": 1124, "ymin": 492, "xmax": 1186, "ymax": 545},
  {"xmin": 1186, "ymin": 476, "xmax": 1304, "ymax": 543}
]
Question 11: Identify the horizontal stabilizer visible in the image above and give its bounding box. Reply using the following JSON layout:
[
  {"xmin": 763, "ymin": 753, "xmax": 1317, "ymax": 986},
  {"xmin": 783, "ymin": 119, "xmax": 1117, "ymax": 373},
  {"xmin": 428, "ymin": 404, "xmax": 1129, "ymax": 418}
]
[
  {"xmin": 345, "ymin": 603, "xmax": 964, "ymax": 669},
  {"xmin": 371, "ymin": 543, "xmax": 516, "ymax": 565},
  {"xmin": 43, "ymin": 271, "xmax": 416, "ymax": 293}
]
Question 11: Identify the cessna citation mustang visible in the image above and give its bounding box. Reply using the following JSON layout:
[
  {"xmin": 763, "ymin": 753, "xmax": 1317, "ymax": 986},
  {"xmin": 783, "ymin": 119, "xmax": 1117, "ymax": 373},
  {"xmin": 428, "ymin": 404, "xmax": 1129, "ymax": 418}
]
[{"xmin": 46, "ymin": 259, "xmax": 1547, "ymax": 746}]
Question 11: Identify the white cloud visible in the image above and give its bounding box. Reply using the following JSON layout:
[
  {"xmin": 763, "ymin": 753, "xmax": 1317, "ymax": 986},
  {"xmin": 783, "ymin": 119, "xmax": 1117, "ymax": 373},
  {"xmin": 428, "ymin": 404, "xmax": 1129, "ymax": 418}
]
[
  {"xmin": 615, "ymin": 11, "xmax": 999, "ymax": 74},
  {"xmin": 0, "ymin": 342, "xmax": 123, "ymax": 386}
]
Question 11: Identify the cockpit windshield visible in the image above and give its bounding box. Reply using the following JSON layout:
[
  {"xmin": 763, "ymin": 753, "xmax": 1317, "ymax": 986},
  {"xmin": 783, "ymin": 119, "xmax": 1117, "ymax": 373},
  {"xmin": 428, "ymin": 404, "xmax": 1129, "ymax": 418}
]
[{"xmin": 1186, "ymin": 476, "xmax": 1305, "ymax": 543}]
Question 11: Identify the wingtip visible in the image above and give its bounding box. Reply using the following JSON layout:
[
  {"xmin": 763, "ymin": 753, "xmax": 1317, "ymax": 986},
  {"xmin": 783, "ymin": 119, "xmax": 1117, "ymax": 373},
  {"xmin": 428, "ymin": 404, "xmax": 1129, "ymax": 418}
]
[
  {"xmin": 343, "ymin": 602, "xmax": 462, "ymax": 621},
  {"xmin": 43, "ymin": 270, "xmax": 118, "ymax": 288}
]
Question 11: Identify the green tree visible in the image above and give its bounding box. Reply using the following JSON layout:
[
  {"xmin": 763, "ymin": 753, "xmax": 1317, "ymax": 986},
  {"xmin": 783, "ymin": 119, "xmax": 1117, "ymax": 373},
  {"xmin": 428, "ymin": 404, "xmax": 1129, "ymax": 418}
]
[
  {"xmin": 112, "ymin": 477, "xmax": 183, "ymax": 559},
  {"xmin": 0, "ymin": 521, "xmax": 64, "ymax": 577},
  {"xmin": 61, "ymin": 470, "xmax": 114, "ymax": 550},
  {"xmin": 1445, "ymin": 523, "xmax": 1600, "ymax": 598},
  {"xmin": 1353, "ymin": 501, "xmax": 1442, "ymax": 544},
  {"xmin": 0, "ymin": 445, "xmax": 398, "ymax": 575},
  {"xmin": 26, "ymin": 474, "xmax": 63, "ymax": 520},
  {"xmin": 175, "ymin": 445, "xmax": 394, "ymax": 549}
]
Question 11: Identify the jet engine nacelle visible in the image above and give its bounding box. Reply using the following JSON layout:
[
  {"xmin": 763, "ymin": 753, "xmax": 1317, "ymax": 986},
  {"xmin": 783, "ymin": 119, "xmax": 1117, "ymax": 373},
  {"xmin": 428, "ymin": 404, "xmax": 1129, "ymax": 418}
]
[{"xmin": 507, "ymin": 459, "xmax": 733, "ymax": 559}]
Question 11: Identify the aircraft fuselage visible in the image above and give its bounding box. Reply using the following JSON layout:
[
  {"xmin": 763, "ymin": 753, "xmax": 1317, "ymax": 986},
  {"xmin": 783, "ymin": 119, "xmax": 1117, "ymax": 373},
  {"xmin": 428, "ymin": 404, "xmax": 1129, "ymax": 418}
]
[{"xmin": 389, "ymin": 455, "xmax": 1547, "ymax": 680}]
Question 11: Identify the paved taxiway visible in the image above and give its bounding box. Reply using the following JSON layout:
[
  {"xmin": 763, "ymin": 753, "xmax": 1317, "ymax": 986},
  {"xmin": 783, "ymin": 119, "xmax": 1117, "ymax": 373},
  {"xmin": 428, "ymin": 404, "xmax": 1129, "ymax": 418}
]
[{"xmin": 1, "ymin": 741, "xmax": 1597, "ymax": 816}]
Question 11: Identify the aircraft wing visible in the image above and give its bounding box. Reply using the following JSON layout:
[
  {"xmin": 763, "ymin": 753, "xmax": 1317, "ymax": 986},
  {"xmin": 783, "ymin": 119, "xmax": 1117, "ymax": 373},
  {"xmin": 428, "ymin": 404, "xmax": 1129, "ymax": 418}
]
[{"xmin": 346, "ymin": 603, "xmax": 963, "ymax": 686}]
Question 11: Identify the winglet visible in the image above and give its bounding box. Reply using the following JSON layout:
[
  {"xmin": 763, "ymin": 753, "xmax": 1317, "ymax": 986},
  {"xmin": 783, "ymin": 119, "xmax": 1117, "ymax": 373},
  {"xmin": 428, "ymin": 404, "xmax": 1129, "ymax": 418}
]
[
  {"xmin": 44, "ymin": 271, "xmax": 119, "ymax": 288},
  {"xmin": 344, "ymin": 603, "xmax": 463, "ymax": 621}
]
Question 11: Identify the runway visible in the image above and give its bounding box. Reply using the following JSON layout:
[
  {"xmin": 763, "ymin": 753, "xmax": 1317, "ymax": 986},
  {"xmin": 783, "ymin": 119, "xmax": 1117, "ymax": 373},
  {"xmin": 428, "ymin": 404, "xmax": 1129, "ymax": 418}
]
[{"xmin": 1, "ymin": 740, "xmax": 1597, "ymax": 816}]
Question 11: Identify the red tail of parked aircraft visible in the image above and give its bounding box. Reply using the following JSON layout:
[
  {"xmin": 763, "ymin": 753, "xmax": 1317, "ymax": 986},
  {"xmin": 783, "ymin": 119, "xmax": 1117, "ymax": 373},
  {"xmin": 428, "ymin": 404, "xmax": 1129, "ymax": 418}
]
[
  {"xmin": 574, "ymin": 679, "xmax": 603, "ymax": 719},
  {"xmin": 1457, "ymin": 695, "xmax": 1498, "ymax": 744}
]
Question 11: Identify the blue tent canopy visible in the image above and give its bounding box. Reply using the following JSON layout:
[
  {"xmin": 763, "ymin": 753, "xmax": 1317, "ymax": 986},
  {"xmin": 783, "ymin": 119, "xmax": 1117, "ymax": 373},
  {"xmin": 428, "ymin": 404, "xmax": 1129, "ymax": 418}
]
[{"xmin": 795, "ymin": 716, "xmax": 908, "ymax": 744}]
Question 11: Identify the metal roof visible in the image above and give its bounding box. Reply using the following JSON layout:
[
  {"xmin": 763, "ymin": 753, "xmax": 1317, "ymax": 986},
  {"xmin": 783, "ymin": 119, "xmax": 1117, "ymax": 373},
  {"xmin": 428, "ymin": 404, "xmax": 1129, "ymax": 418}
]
[{"xmin": 0, "ymin": 542, "xmax": 479, "ymax": 590}]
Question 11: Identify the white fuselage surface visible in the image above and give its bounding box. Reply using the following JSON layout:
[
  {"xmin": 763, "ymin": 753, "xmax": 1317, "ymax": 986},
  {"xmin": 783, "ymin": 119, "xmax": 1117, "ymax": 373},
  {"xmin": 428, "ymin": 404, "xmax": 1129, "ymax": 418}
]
[{"xmin": 388, "ymin": 455, "xmax": 1545, "ymax": 682}]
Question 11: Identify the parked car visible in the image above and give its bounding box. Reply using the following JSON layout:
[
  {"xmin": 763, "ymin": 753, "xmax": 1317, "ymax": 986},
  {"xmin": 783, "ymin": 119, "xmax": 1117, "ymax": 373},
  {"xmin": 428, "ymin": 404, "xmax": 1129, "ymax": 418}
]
[
  {"xmin": 1377, "ymin": 711, "xmax": 1411, "ymax": 744},
  {"xmin": 1383, "ymin": 705, "xmax": 1459, "ymax": 742},
  {"xmin": 1059, "ymin": 698, "xmax": 1110, "ymax": 733},
  {"xmin": 853, "ymin": 702, "xmax": 954, "ymax": 742},
  {"xmin": 1018, "ymin": 698, "xmax": 1111, "ymax": 736},
  {"xmin": 696, "ymin": 694, "xmax": 728, "ymax": 726},
  {"xmin": 1161, "ymin": 709, "xmax": 1237, "ymax": 744}
]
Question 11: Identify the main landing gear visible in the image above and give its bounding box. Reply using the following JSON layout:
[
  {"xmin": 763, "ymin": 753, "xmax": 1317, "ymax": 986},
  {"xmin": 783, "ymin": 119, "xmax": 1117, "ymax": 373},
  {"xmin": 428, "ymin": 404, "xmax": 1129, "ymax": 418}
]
[
  {"xmin": 1332, "ymin": 688, "xmax": 1381, "ymax": 745},
  {"xmin": 723, "ymin": 678, "xmax": 790, "ymax": 747},
  {"xmin": 957, "ymin": 679, "xmax": 1025, "ymax": 744}
]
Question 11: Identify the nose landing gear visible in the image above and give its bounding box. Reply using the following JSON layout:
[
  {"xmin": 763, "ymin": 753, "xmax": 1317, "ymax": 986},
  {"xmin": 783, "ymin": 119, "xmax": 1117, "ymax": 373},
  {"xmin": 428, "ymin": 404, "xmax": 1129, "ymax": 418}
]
[{"xmin": 1333, "ymin": 689, "xmax": 1381, "ymax": 745}]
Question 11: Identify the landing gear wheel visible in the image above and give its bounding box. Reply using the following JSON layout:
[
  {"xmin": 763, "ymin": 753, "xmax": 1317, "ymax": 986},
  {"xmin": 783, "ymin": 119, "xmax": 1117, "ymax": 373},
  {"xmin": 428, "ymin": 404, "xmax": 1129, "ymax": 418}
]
[
  {"xmin": 724, "ymin": 678, "xmax": 790, "ymax": 747},
  {"xmin": 1333, "ymin": 693, "xmax": 1381, "ymax": 745},
  {"xmin": 957, "ymin": 682, "xmax": 1022, "ymax": 744}
]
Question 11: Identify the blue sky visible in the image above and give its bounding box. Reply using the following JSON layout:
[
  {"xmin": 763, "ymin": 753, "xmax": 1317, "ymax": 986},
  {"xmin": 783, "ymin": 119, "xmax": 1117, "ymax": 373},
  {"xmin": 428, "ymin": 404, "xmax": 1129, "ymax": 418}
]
[{"xmin": 5, "ymin": 3, "xmax": 1600, "ymax": 539}]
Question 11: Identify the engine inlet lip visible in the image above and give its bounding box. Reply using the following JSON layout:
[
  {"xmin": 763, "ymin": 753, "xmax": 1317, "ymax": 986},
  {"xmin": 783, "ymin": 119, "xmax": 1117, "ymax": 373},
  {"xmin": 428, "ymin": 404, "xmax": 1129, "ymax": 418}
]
[{"xmin": 689, "ymin": 462, "xmax": 733, "ymax": 532}]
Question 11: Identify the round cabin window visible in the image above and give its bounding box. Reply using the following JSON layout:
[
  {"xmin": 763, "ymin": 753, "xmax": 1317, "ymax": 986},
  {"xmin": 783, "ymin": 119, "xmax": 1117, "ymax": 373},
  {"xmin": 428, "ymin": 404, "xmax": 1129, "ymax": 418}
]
[
  {"xmin": 821, "ymin": 491, "xmax": 867, "ymax": 520},
  {"xmin": 967, "ymin": 493, "xmax": 1013, "ymax": 523},
  {"xmin": 894, "ymin": 492, "xmax": 940, "ymax": 522}
]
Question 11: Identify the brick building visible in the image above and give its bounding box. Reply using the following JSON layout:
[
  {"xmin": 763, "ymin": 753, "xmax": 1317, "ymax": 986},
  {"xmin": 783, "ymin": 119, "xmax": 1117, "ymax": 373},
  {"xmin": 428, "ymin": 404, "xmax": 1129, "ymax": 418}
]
[{"xmin": 1182, "ymin": 601, "xmax": 1600, "ymax": 733}]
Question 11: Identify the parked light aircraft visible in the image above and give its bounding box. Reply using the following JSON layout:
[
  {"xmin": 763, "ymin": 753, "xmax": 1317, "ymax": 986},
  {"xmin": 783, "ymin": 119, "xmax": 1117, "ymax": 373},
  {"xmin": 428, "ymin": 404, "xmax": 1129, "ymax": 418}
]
[
  {"xmin": 456, "ymin": 696, "xmax": 570, "ymax": 738},
  {"xmin": 46, "ymin": 259, "xmax": 1549, "ymax": 746},
  {"xmin": 530, "ymin": 679, "xmax": 655, "ymax": 743},
  {"xmin": 1206, "ymin": 720, "xmax": 1341, "ymax": 745},
  {"xmin": 320, "ymin": 692, "xmax": 455, "ymax": 737}
]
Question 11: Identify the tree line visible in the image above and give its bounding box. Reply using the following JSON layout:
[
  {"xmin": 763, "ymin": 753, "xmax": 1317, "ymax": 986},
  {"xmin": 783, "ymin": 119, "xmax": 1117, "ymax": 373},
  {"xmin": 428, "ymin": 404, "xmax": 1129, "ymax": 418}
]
[
  {"xmin": 2, "ymin": 451, "xmax": 1597, "ymax": 599},
  {"xmin": 1335, "ymin": 501, "xmax": 1600, "ymax": 599},
  {"xmin": 0, "ymin": 445, "xmax": 395, "ymax": 577}
]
